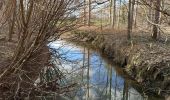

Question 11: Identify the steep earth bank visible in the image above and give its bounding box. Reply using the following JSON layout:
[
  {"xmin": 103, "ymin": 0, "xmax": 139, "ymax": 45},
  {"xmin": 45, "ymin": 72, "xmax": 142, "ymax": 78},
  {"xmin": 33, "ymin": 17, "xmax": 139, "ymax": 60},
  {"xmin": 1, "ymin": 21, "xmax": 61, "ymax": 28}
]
[{"xmin": 67, "ymin": 29, "xmax": 170, "ymax": 97}]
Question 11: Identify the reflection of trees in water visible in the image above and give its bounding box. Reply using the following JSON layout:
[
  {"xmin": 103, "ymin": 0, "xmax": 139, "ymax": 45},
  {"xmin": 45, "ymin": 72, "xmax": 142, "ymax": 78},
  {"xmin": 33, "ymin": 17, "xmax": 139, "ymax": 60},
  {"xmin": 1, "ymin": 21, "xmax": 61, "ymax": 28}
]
[
  {"xmin": 114, "ymin": 71, "xmax": 117, "ymax": 100},
  {"xmin": 123, "ymin": 80, "xmax": 129, "ymax": 100},
  {"xmin": 109, "ymin": 66, "xmax": 112, "ymax": 100},
  {"xmin": 48, "ymin": 42, "xmax": 147, "ymax": 100},
  {"xmin": 82, "ymin": 58, "xmax": 144, "ymax": 100},
  {"xmin": 82, "ymin": 47, "xmax": 86, "ymax": 81},
  {"xmin": 86, "ymin": 48, "xmax": 90, "ymax": 100}
]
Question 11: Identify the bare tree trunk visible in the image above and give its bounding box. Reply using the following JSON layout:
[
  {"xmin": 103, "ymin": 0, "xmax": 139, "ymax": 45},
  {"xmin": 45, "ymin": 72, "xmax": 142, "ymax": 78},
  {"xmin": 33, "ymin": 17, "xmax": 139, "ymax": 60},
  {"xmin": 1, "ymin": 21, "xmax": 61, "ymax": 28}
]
[
  {"xmin": 122, "ymin": 6, "xmax": 126, "ymax": 24},
  {"xmin": 100, "ymin": 9, "xmax": 103, "ymax": 30},
  {"xmin": 152, "ymin": 0, "xmax": 161, "ymax": 40},
  {"xmin": 127, "ymin": 0, "xmax": 135, "ymax": 40},
  {"xmin": 0, "ymin": 1, "xmax": 3, "ymax": 10},
  {"xmin": 127, "ymin": 0, "xmax": 132, "ymax": 40},
  {"xmin": 110, "ymin": 0, "xmax": 113, "ymax": 27},
  {"xmin": 122, "ymin": 0, "xmax": 126, "ymax": 25},
  {"xmin": 131, "ymin": 0, "xmax": 135, "ymax": 26},
  {"xmin": 134, "ymin": 0, "xmax": 138, "ymax": 28},
  {"xmin": 88, "ymin": 0, "xmax": 91, "ymax": 26},
  {"xmin": 117, "ymin": 0, "xmax": 122, "ymax": 29},
  {"xmin": 148, "ymin": 0, "xmax": 153, "ymax": 28},
  {"xmin": 8, "ymin": 0, "xmax": 17, "ymax": 41},
  {"xmin": 112, "ymin": 0, "xmax": 116, "ymax": 28},
  {"xmin": 84, "ymin": 0, "xmax": 86, "ymax": 25},
  {"xmin": 159, "ymin": 0, "xmax": 164, "ymax": 37}
]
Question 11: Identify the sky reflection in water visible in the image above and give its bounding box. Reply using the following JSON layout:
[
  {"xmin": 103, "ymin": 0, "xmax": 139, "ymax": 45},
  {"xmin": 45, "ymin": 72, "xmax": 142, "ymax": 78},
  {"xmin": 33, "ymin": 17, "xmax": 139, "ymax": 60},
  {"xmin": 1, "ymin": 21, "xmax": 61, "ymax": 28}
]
[{"xmin": 48, "ymin": 40, "xmax": 144, "ymax": 100}]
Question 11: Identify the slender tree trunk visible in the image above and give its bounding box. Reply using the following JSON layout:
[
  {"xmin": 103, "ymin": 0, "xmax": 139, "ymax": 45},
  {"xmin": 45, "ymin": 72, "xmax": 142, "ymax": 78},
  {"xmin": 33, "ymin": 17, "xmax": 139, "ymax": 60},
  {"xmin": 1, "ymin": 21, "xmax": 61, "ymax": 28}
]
[
  {"xmin": 100, "ymin": 9, "xmax": 103, "ymax": 30},
  {"xmin": 127, "ymin": 0, "xmax": 135, "ymax": 40},
  {"xmin": 88, "ymin": 0, "xmax": 91, "ymax": 26},
  {"xmin": 127, "ymin": 0, "xmax": 132, "ymax": 40},
  {"xmin": 0, "ymin": 1, "xmax": 3, "ymax": 10},
  {"xmin": 159, "ymin": 0, "xmax": 164, "ymax": 37},
  {"xmin": 8, "ymin": 0, "xmax": 17, "ymax": 41},
  {"xmin": 148, "ymin": 0, "xmax": 153, "ymax": 28},
  {"xmin": 84, "ymin": 0, "xmax": 86, "ymax": 25},
  {"xmin": 134, "ymin": 0, "xmax": 138, "ymax": 28},
  {"xmin": 152, "ymin": 0, "xmax": 161, "ymax": 40},
  {"xmin": 110, "ymin": 0, "xmax": 113, "ymax": 27},
  {"xmin": 117, "ymin": 0, "xmax": 122, "ymax": 29},
  {"xmin": 112, "ymin": 0, "xmax": 116, "ymax": 28},
  {"xmin": 122, "ymin": 8, "xmax": 126, "ymax": 24},
  {"xmin": 131, "ymin": 0, "xmax": 135, "ymax": 27}
]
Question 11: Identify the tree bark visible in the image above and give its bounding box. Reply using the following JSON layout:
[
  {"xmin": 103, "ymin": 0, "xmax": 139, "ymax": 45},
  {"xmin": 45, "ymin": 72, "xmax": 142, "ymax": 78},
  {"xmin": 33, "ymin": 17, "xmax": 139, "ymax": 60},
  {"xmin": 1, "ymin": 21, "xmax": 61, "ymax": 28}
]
[
  {"xmin": 134, "ymin": 0, "xmax": 138, "ymax": 28},
  {"xmin": 8, "ymin": 0, "xmax": 17, "ymax": 41},
  {"xmin": 127, "ymin": 0, "xmax": 132, "ymax": 40},
  {"xmin": 84, "ymin": 0, "xmax": 86, "ymax": 25},
  {"xmin": 112, "ymin": 0, "xmax": 116, "ymax": 28},
  {"xmin": 127, "ymin": 0, "xmax": 135, "ymax": 40},
  {"xmin": 110, "ymin": 0, "xmax": 113, "ymax": 27},
  {"xmin": 117, "ymin": 0, "xmax": 122, "ymax": 29},
  {"xmin": 152, "ymin": 0, "xmax": 161, "ymax": 40},
  {"xmin": 88, "ymin": 0, "xmax": 91, "ymax": 26}
]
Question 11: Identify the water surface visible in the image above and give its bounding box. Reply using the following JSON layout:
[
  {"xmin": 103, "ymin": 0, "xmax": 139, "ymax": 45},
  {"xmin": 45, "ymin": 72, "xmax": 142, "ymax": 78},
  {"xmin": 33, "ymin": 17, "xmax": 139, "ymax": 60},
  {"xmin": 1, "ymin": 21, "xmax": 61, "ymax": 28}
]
[{"xmin": 48, "ymin": 40, "xmax": 163, "ymax": 100}]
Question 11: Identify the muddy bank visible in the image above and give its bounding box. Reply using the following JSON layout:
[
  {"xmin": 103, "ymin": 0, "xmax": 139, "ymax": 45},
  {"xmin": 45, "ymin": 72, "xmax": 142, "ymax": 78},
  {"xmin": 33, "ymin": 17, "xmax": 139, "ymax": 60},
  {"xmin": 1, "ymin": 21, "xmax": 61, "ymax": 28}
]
[{"xmin": 68, "ymin": 30, "xmax": 170, "ymax": 96}]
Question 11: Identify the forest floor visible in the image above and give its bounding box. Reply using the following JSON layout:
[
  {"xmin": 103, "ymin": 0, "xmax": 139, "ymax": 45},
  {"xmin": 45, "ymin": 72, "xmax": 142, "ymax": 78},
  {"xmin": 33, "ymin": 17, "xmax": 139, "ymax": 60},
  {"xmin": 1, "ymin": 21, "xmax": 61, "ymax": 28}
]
[
  {"xmin": 0, "ymin": 33, "xmax": 51, "ymax": 98},
  {"xmin": 63, "ymin": 25, "xmax": 170, "ymax": 97}
]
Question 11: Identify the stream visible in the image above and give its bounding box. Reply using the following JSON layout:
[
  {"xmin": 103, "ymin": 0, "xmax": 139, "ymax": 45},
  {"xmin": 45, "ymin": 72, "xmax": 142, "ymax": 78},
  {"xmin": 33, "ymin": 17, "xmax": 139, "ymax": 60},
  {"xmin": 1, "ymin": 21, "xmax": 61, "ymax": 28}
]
[{"xmin": 47, "ymin": 40, "xmax": 163, "ymax": 100}]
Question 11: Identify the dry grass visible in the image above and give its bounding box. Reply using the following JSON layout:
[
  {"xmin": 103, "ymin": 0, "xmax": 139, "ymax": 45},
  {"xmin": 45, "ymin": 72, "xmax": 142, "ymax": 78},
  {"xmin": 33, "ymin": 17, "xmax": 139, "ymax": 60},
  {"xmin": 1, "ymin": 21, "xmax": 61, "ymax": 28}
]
[{"xmin": 70, "ymin": 27, "xmax": 170, "ymax": 96}]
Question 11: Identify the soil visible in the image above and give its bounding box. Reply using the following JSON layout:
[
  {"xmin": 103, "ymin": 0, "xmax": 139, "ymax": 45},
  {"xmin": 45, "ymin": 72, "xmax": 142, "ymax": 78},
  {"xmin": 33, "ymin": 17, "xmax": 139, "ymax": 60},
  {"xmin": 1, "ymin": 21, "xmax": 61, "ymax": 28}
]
[{"xmin": 0, "ymin": 33, "xmax": 51, "ymax": 99}]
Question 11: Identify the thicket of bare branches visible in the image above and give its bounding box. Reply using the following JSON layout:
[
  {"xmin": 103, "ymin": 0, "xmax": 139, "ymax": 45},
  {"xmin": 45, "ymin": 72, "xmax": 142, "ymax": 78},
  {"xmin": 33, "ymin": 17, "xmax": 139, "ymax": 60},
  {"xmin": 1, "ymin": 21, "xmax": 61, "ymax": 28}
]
[{"xmin": 0, "ymin": 0, "xmax": 82, "ymax": 99}]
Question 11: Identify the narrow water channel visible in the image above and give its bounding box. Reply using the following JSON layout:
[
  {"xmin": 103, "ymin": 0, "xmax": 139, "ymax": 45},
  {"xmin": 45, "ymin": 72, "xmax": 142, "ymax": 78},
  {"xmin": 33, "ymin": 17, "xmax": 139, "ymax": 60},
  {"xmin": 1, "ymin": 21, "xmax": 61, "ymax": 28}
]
[{"xmin": 48, "ymin": 40, "xmax": 163, "ymax": 100}]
